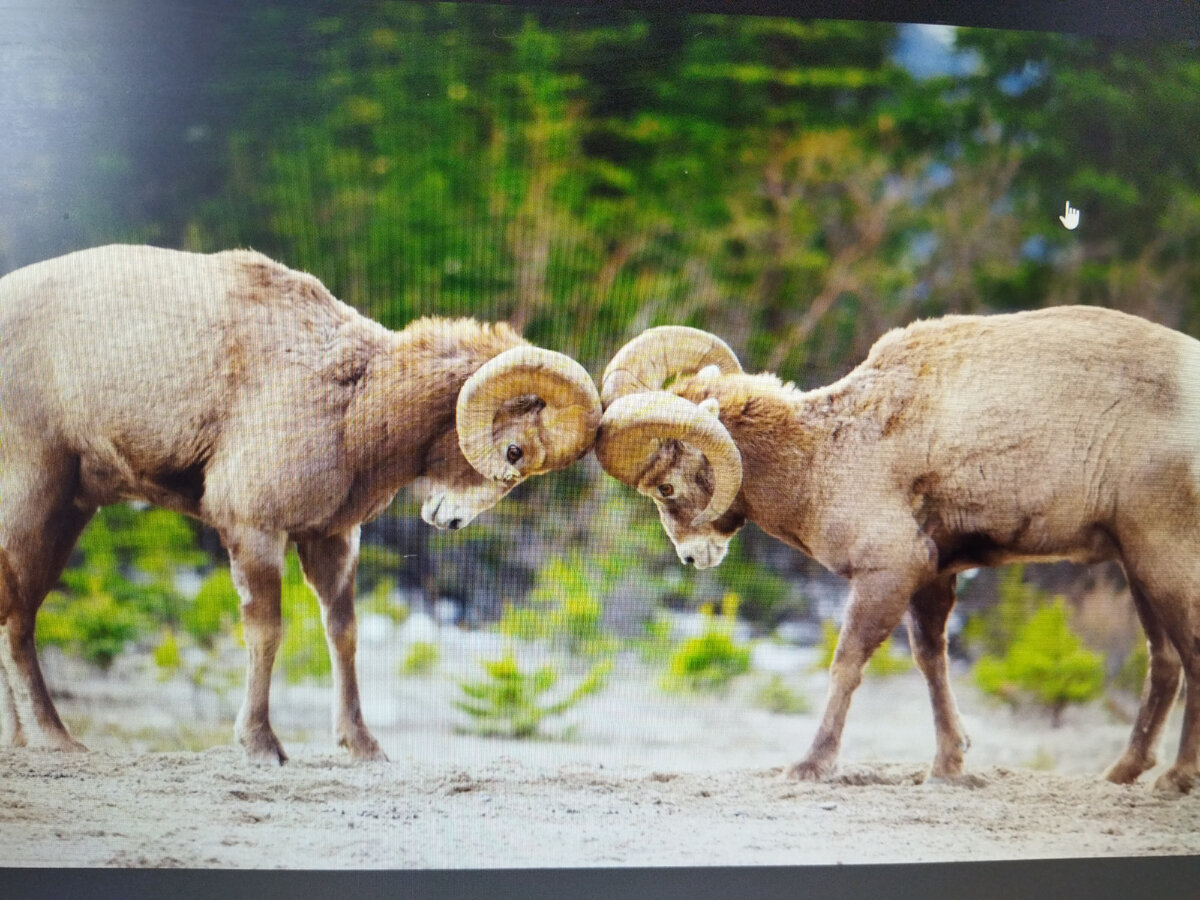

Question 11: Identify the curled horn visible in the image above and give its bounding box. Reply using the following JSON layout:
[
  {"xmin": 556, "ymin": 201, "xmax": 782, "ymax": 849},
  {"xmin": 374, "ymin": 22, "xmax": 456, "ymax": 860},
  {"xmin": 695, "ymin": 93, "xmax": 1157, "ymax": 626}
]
[
  {"xmin": 595, "ymin": 391, "xmax": 742, "ymax": 526},
  {"xmin": 601, "ymin": 326, "xmax": 742, "ymax": 407},
  {"xmin": 457, "ymin": 346, "xmax": 602, "ymax": 482}
]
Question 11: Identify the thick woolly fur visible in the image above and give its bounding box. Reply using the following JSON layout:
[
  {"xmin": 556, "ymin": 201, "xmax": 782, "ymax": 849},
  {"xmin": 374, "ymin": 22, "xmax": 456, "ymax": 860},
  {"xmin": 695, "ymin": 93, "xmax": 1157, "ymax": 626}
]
[
  {"xmin": 1, "ymin": 246, "xmax": 527, "ymax": 533},
  {"xmin": 0, "ymin": 244, "xmax": 548, "ymax": 763},
  {"xmin": 664, "ymin": 305, "xmax": 1200, "ymax": 791}
]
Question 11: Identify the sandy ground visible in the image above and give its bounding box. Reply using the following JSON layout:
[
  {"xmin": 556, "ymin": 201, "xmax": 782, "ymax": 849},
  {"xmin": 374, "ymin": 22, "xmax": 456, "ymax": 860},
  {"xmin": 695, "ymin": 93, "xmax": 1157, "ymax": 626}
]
[{"xmin": 3, "ymin": 615, "xmax": 1200, "ymax": 869}]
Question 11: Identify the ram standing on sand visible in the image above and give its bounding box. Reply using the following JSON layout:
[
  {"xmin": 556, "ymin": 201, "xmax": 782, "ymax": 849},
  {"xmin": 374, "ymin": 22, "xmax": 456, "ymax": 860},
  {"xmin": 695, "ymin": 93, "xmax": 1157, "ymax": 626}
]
[
  {"xmin": 596, "ymin": 308, "xmax": 1200, "ymax": 793},
  {"xmin": 0, "ymin": 244, "xmax": 601, "ymax": 765}
]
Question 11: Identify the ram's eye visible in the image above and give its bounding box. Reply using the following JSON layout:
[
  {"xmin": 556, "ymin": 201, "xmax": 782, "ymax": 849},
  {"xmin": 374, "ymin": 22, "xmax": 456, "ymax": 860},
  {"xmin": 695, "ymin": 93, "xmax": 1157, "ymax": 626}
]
[
  {"xmin": 658, "ymin": 483, "xmax": 674, "ymax": 499},
  {"xmin": 506, "ymin": 444, "xmax": 523, "ymax": 464}
]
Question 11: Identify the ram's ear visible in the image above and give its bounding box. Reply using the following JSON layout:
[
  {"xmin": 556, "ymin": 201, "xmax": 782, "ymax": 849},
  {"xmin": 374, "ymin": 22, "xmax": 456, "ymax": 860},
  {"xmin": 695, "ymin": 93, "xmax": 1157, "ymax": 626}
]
[{"xmin": 699, "ymin": 397, "xmax": 720, "ymax": 417}]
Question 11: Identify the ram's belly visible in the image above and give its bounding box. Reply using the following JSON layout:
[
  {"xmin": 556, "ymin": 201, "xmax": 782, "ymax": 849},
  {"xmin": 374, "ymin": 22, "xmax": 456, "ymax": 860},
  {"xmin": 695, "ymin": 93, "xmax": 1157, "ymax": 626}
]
[
  {"xmin": 920, "ymin": 485, "xmax": 1122, "ymax": 575},
  {"xmin": 75, "ymin": 444, "xmax": 209, "ymax": 515}
]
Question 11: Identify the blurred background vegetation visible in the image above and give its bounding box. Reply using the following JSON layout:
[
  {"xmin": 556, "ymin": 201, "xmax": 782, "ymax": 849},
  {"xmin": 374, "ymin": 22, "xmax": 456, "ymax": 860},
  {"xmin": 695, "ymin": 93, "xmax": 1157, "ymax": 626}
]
[{"xmin": 4, "ymin": 2, "xmax": 1198, "ymax": 708}]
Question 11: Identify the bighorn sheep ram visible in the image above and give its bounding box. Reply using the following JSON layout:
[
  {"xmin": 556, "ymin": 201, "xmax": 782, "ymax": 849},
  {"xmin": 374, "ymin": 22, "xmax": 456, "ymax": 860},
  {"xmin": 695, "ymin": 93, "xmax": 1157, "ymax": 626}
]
[
  {"xmin": 596, "ymin": 306, "xmax": 1200, "ymax": 792},
  {"xmin": 0, "ymin": 244, "xmax": 601, "ymax": 764}
]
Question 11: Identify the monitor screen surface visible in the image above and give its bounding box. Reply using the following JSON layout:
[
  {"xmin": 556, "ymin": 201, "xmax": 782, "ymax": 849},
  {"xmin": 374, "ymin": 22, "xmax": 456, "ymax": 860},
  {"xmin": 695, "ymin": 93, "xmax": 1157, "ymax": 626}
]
[{"xmin": 0, "ymin": 0, "xmax": 1197, "ymax": 889}]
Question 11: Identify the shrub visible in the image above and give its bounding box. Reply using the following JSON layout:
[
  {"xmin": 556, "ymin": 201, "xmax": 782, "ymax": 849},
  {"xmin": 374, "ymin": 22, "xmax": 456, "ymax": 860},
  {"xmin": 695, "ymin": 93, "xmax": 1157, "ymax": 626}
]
[
  {"xmin": 454, "ymin": 649, "xmax": 611, "ymax": 738},
  {"xmin": 38, "ymin": 504, "xmax": 210, "ymax": 667},
  {"xmin": 153, "ymin": 628, "xmax": 183, "ymax": 677},
  {"xmin": 400, "ymin": 640, "xmax": 439, "ymax": 676},
  {"xmin": 663, "ymin": 594, "xmax": 751, "ymax": 693},
  {"xmin": 962, "ymin": 564, "xmax": 1045, "ymax": 658},
  {"xmin": 36, "ymin": 577, "xmax": 146, "ymax": 669},
  {"xmin": 361, "ymin": 577, "xmax": 409, "ymax": 625},
  {"xmin": 814, "ymin": 620, "xmax": 912, "ymax": 677},
  {"xmin": 182, "ymin": 567, "xmax": 241, "ymax": 648},
  {"xmin": 754, "ymin": 674, "xmax": 811, "ymax": 715},
  {"xmin": 634, "ymin": 614, "xmax": 675, "ymax": 664},
  {"xmin": 973, "ymin": 599, "xmax": 1105, "ymax": 726},
  {"xmin": 274, "ymin": 553, "xmax": 333, "ymax": 683},
  {"xmin": 501, "ymin": 552, "xmax": 614, "ymax": 655}
]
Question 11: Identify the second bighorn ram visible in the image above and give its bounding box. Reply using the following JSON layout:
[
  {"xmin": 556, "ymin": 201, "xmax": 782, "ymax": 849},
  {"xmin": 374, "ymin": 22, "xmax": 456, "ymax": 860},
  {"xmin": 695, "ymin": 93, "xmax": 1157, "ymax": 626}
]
[
  {"xmin": 596, "ymin": 306, "xmax": 1200, "ymax": 792},
  {"xmin": 0, "ymin": 244, "xmax": 601, "ymax": 764}
]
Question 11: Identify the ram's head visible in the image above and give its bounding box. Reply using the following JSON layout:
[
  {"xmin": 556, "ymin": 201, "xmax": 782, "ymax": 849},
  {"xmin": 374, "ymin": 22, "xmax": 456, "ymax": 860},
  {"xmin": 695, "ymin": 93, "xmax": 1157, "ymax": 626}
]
[
  {"xmin": 594, "ymin": 327, "xmax": 746, "ymax": 568},
  {"xmin": 417, "ymin": 346, "xmax": 601, "ymax": 530}
]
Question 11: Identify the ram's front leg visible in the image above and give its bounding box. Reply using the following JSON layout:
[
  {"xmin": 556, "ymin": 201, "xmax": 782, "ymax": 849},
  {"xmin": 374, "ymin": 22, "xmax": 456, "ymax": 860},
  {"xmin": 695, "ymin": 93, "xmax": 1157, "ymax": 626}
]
[
  {"xmin": 296, "ymin": 527, "xmax": 386, "ymax": 762},
  {"xmin": 226, "ymin": 528, "xmax": 289, "ymax": 765},
  {"xmin": 789, "ymin": 539, "xmax": 932, "ymax": 782}
]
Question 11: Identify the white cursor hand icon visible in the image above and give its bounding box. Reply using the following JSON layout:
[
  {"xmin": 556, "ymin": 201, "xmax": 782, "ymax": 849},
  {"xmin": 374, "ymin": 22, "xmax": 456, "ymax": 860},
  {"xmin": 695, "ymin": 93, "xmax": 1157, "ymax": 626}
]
[{"xmin": 1059, "ymin": 201, "xmax": 1080, "ymax": 230}]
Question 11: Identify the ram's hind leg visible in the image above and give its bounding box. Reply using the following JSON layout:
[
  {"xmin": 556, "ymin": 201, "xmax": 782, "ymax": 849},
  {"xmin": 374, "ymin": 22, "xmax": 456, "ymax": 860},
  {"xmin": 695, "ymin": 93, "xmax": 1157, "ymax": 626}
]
[
  {"xmin": 0, "ymin": 547, "xmax": 25, "ymax": 746},
  {"xmin": 295, "ymin": 527, "xmax": 386, "ymax": 761},
  {"xmin": 0, "ymin": 671, "xmax": 22, "ymax": 746},
  {"xmin": 1104, "ymin": 579, "xmax": 1181, "ymax": 785},
  {"xmin": 1151, "ymin": 603, "xmax": 1200, "ymax": 794},
  {"xmin": 0, "ymin": 460, "xmax": 95, "ymax": 751},
  {"xmin": 907, "ymin": 575, "xmax": 971, "ymax": 782},
  {"xmin": 1114, "ymin": 549, "xmax": 1200, "ymax": 794}
]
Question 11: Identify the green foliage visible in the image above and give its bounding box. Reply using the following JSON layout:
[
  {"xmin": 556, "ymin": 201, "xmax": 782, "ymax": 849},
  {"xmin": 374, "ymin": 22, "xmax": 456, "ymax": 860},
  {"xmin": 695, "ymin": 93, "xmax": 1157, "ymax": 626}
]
[
  {"xmin": 37, "ymin": 505, "xmax": 210, "ymax": 668},
  {"xmin": 1114, "ymin": 640, "xmax": 1150, "ymax": 696},
  {"xmin": 455, "ymin": 649, "xmax": 611, "ymax": 738},
  {"xmin": 37, "ymin": 579, "xmax": 145, "ymax": 669},
  {"xmin": 152, "ymin": 627, "xmax": 241, "ymax": 696},
  {"xmin": 356, "ymin": 544, "xmax": 408, "ymax": 595},
  {"xmin": 400, "ymin": 641, "xmax": 439, "ymax": 676},
  {"xmin": 634, "ymin": 614, "xmax": 675, "ymax": 664},
  {"xmin": 962, "ymin": 565, "xmax": 1046, "ymax": 658},
  {"xmin": 182, "ymin": 567, "xmax": 241, "ymax": 648},
  {"xmin": 275, "ymin": 552, "xmax": 332, "ymax": 684},
  {"xmin": 153, "ymin": 628, "xmax": 183, "ymax": 677},
  {"xmin": 711, "ymin": 540, "xmax": 793, "ymax": 626},
  {"xmin": 973, "ymin": 599, "xmax": 1105, "ymax": 725},
  {"xmin": 814, "ymin": 619, "xmax": 912, "ymax": 677},
  {"xmin": 500, "ymin": 552, "xmax": 614, "ymax": 655},
  {"xmin": 754, "ymin": 674, "xmax": 811, "ymax": 715},
  {"xmin": 81, "ymin": 505, "xmax": 207, "ymax": 580},
  {"xmin": 361, "ymin": 578, "xmax": 410, "ymax": 625},
  {"xmin": 663, "ymin": 595, "xmax": 751, "ymax": 693}
]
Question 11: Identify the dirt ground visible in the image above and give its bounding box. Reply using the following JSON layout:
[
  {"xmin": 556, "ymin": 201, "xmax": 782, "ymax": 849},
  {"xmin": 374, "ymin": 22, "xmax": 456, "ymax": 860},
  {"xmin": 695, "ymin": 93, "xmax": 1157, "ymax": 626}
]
[{"xmin": 2, "ymin": 615, "xmax": 1200, "ymax": 869}]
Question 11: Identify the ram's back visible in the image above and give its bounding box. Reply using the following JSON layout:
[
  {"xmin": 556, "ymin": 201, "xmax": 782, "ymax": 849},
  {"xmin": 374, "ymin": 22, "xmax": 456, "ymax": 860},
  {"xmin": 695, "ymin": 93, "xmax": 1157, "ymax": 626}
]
[
  {"xmin": 0, "ymin": 245, "xmax": 375, "ymax": 513},
  {"xmin": 850, "ymin": 305, "xmax": 1200, "ymax": 566}
]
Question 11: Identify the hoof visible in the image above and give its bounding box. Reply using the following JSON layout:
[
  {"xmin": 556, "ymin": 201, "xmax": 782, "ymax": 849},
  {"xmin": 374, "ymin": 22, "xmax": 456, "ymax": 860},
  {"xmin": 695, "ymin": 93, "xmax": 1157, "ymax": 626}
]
[
  {"xmin": 341, "ymin": 731, "xmax": 388, "ymax": 762},
  {"xmin": 1152, "ymin": 767, "xmax": 1196, "ymax": 795},
  {"xmin": 0, "ymin": 721, "xmax": 26, "ymax": 748},
  {"xmin": 787, "ymin": 758, "xmax": 834, "ymax": 782},
  {"xmin": 238, "ymin": 728, "xmax": 288, "ymax": 766},
  {"xmin": 1104, "ymin": 756, "xmax": 1151, "ymax": 785}
]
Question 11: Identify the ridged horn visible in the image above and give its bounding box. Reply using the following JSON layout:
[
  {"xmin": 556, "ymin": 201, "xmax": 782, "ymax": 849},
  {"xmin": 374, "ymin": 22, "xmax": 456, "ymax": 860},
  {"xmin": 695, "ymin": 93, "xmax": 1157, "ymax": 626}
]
[
  {"xmin": 601, "ymin": 326, "xmax": 742, "ymax": 407},
  {"xmin": 595, "ymin": 391, "xmax": 742, "ymax": 526},
  {"xmin": 457, "ymin": 346, "xmax": 602, "ymax": 482}
]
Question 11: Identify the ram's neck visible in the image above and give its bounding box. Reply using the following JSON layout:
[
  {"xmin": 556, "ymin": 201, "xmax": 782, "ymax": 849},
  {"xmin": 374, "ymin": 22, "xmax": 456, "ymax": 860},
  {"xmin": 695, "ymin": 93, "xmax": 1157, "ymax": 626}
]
[
  {"xmin": 342, "ymin": 317, "xmax": 523, "ymax": 491},
  {"xmin": 723, "ymin": 385, "xmax": 829, "ymax": 554},
  {"xmin": 676, "ymin": 373, "xmax": 827, "ymax": 555}
]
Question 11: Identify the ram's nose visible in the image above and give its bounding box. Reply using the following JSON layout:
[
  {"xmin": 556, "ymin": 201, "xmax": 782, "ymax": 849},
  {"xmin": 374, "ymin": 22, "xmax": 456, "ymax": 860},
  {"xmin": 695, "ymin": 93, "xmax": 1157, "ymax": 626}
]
[
  {"xmin": 676, "ymin": 539, "xmax": 728, "ymax": 570},
  {"xmin": 421, "ymin": 495, "xmax": 469, "ymax": 530}
]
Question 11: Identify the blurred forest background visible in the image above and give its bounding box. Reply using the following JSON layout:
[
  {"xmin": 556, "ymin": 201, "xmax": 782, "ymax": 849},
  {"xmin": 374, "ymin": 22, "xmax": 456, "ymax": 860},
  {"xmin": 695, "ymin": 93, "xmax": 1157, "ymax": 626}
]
[{"xmin": 3, "ymin": 2, "xmax": 1200, "ymax": 694}]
